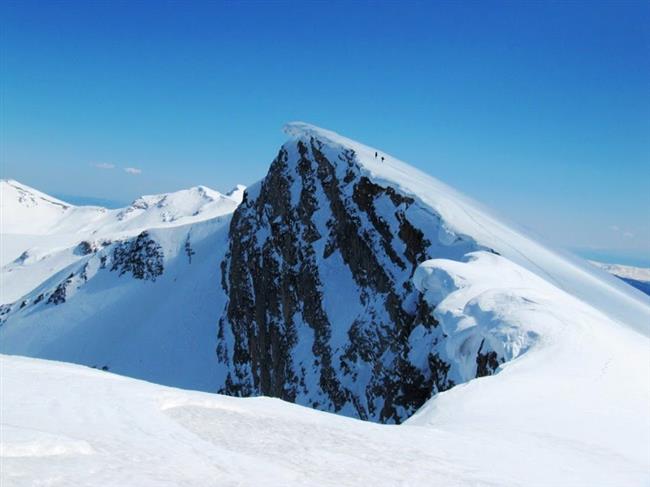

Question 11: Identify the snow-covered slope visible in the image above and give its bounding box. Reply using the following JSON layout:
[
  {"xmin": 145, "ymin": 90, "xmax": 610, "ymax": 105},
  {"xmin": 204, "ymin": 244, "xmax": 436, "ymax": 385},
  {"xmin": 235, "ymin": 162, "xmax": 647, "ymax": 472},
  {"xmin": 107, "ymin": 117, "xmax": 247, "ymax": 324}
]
[
  {"xmin": 0, "ymin": 217, "xmax": 232, "ymax": 391},
  {"xmin": 2, "ymin": 123, "xmax": 649, "ymax": 439},
  {"xmin": 1, "ymin": 179, "xmax": 79, "ymax": 235},
  {"xmin": 215, "ymin": 122, "xmax": 650, "ymax": 422},
  {"xmin": 2, "ymin": 354, "xmax": 647, "ymax": 487},
  {"xmin": 591, "ymin": 260, "xmax": 650, "ymax": 296},
  {"xmin": 1, "ymin": 180, "xmax": 243, "ymax": 303},
  {"xmin": 410, "ymin": 252, "xmax": 649, "ymax": 467}
]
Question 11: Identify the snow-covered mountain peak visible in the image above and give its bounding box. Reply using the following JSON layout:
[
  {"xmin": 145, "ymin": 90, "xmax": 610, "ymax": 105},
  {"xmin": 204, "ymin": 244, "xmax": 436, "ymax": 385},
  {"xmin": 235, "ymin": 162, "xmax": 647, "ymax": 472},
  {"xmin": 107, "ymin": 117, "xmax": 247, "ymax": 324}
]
[
  {"xmin": 1, "ymin": 179, "xmax": 72, "ymax": 209},
  {"xmin": 278, "ymin": 123, "xmax": 650, "ymax": 332},
  {"xmin": 1, "ymin": 179, "xmax": 76, "ymax": 235},
  {"xmin": 116, "ymin": 185, "xmax": 238, "ymax": 224}
]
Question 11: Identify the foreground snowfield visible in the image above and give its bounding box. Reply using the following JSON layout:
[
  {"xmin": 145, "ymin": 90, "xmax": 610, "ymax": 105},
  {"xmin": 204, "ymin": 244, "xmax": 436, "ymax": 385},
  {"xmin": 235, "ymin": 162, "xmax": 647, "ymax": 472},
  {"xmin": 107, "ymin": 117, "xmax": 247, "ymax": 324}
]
[{"xmin": 2, "ymin": 353, "xmax": 647, "ymax": 487}]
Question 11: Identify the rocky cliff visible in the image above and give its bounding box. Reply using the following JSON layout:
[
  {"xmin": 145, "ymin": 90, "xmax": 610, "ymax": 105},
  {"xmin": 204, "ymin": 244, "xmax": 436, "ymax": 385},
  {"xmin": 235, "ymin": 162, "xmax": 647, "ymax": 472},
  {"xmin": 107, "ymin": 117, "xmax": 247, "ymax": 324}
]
[{"xmin": 217, "ymin": 129, "xmax": 483, "ymax": 423}]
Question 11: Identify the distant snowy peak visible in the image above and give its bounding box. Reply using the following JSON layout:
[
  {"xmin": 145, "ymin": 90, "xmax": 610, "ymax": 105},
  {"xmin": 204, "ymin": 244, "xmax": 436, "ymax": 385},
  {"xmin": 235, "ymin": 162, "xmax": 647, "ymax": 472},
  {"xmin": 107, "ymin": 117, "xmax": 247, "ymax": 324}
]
[
  {"xmin": 1, "ymin": 180, "xmax": 245, "ymax": 303},
  {"xmin": 1, "ymin": 179, "xmax": 71, "ymax": 209},
  {"xmin": 0, "ymin": 179, "xmax": 75, "ymax": 234},
  {"xmin": 1, "ymin": 179, "xmax": 247, "ymax": 237},
  {"xmin": 116, "ymin": 185, "xmax": 243, "ymax": 225},
  {"xmin": 591, "ymin": 260, "xmax": 650, "ymax": 282}
]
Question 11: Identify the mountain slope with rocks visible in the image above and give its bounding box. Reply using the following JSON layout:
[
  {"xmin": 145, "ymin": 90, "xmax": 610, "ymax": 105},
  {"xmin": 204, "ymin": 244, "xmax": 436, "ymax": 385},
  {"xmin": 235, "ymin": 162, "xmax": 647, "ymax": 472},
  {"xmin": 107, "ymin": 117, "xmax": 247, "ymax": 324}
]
[
  {"xmin": 1, "ymin": 123, "xmax": 648, "ymax": 435},
  {"xmin": 215, "ymin": 122, "xmax": 650, "ymax": 422},
  {"xmin": 0, "ymin": 179, "xmax": 243, "ymax": 304}
]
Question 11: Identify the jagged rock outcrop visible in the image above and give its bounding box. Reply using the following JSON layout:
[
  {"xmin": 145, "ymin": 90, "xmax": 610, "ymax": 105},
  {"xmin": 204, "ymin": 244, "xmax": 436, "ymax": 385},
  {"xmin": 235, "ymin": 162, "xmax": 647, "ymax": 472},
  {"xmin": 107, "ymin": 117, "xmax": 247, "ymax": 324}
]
[
  {"xmin": 217, "ymin": 133, "xmax": 480, "ymax": 423},
  {"xmin": 111, "ymin": 231, "xmax": 164, "ymax": 281},
  {"xmin": 0, "ymin": 231, "xmax": 165, "ymax": 325}
]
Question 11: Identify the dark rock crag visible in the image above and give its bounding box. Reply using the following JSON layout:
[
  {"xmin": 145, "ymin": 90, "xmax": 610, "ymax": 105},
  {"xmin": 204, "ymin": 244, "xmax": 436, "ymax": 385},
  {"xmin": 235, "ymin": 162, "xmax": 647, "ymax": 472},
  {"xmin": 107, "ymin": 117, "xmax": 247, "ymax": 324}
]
[{"xmin": 217, "ymin": 134, "xmax": 481, "ymax": 423}]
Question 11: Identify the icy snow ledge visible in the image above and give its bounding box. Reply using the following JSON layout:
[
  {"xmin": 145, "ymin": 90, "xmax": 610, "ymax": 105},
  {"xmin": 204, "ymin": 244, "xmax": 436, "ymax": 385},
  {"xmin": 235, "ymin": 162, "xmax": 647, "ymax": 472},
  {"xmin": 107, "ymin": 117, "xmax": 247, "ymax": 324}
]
[{"xmin": 413, "ymin": 251, "xmax": 590, "ymax": 383}]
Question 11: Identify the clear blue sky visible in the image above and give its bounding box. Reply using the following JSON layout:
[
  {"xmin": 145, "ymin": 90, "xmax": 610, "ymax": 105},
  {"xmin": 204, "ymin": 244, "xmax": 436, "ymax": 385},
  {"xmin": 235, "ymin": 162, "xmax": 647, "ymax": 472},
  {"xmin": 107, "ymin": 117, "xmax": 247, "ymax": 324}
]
[{"xmin": 2, "ymin": 1, "xmax": 649, "ymax": 264}]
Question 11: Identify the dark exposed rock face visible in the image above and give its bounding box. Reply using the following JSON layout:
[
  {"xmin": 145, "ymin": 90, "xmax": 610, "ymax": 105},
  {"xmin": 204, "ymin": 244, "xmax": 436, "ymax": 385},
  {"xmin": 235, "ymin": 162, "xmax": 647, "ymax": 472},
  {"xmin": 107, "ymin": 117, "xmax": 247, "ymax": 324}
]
[
  {"xmin": 217, "ymin": 135, "xmax": 480, "ymax": 423},
  {"xmin": 184, "ymin": 234, "xmax": 196, "ymax": 264},
  {"xmin": 47, "ymin": 274, "xmax": 74, "ymax": 305},
  {"xmin": 2, "ymin": 233, "xmax": 165, "ymax": 322},
  {"xmin": 75, "ymin": 241, "xmax": 95, "ymax": 256},
  {"xmin": 476, "ymin": 339, "xmax": 502, "ymax": 378},
  {"xmin": 111, "ymin": 231, "xmax": 164, "ymax": 281}
]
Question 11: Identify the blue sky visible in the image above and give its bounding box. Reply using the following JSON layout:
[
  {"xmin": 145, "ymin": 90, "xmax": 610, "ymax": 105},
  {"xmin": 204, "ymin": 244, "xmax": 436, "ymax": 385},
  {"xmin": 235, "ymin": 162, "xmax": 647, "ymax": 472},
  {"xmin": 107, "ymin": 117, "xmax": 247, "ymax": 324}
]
[{"xmin": 2, "ymin": 1, "xmax": 649, "ymax": 265}]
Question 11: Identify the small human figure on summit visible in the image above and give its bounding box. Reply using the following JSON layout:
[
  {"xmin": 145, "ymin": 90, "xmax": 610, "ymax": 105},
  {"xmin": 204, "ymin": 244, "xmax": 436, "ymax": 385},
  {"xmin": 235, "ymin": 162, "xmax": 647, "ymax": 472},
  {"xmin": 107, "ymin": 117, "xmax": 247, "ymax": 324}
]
[
  {"xmin": 375, "ymin": 151, "xmax": 378, "ymax": 159},
  {"xmin": 381, "ymin": 156, "xmax": 385, "ymax": 163}
]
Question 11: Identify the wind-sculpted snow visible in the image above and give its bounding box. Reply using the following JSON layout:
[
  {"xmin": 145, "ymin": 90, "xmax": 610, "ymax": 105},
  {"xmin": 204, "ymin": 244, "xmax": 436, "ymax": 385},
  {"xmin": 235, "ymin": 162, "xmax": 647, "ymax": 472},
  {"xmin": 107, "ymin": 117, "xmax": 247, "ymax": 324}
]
[
  {"xmin": 412, "ymin": 252, "xmax": 556, "ymax": 384},
  {"xmin": 406, "ymin": 253, "xmax": 650, "ymax": 486}
]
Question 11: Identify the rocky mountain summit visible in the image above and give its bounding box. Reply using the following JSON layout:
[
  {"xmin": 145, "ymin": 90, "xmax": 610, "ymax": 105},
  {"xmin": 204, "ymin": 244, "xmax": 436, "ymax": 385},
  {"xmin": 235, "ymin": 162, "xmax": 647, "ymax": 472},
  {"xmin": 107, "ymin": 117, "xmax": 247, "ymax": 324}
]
[{"xmin": 217, "ymin": 130, "xmax": 482, "ymax": 422}]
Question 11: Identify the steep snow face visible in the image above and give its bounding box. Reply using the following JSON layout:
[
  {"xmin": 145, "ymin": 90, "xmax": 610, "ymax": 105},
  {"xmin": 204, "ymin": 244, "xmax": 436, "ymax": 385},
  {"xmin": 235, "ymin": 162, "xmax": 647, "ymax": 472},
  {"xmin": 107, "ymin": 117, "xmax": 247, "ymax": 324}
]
[
  {"xmin": 3, "ymin": 354, "xmax": 648, "ymax": 487},
  {"xmin": 0, "ymin": 217, "xmax": 233, "ymax": 391},
  {"xmin": 1, "ymin": 181, "xmax": 243, "ymax": 303},
  {"xmin": 0, "ymin": 180, "xmax": 243, "ymax": 390}
]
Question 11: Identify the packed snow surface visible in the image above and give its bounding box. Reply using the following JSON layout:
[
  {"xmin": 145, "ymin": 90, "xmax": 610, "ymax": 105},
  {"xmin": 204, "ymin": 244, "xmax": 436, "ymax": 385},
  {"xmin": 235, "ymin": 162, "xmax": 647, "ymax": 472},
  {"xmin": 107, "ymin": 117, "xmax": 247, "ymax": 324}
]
[{"xmin": 2, "ymin": 353, "xmax": 648, "ymax": 487}]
